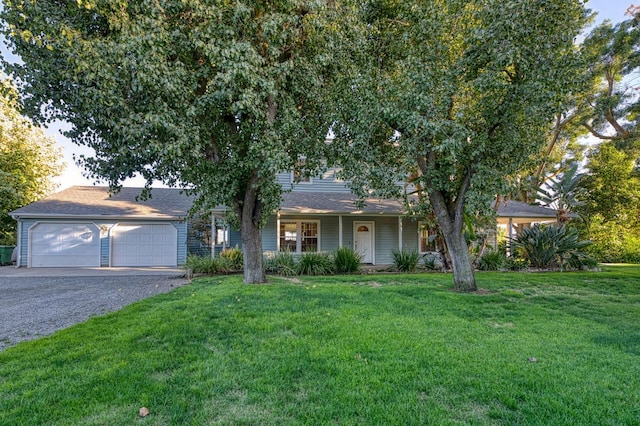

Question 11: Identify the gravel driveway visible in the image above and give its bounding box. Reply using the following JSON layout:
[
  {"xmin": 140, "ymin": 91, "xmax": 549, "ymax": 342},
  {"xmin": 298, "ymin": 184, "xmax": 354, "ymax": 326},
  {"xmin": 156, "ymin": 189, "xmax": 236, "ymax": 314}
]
[{"xmin": 0, "ymin": 271, "xmax": 189, "ymax": 351}]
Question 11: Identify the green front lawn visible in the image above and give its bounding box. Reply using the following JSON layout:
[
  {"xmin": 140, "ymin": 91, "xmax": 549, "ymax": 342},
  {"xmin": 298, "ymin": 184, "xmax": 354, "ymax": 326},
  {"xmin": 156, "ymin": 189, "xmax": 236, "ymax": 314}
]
[{"xmin": 1, "ymin": 266, "xmax": 639, "ymax": 425}]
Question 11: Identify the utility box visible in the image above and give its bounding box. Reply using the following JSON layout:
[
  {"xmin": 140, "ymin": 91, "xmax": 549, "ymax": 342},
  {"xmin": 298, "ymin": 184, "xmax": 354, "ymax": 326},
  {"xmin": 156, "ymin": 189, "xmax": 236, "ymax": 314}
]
[{"xmin": 0, "ymin": 246, "xmax": 15, "ymax": 266}]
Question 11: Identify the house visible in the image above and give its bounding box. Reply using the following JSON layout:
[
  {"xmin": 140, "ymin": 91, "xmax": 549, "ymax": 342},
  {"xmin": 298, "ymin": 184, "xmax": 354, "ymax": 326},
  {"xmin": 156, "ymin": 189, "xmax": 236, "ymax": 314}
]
[
  {"xmin": 10, "ymin": 170, "xmax": 558, "ymax": 268},
  {"xmin": 10, "ymin": 186, "xmax": 192, "ymax": 268},
  {"xmin": 211, "ymin": 170, "xmax": 559, "ymax": 264}
]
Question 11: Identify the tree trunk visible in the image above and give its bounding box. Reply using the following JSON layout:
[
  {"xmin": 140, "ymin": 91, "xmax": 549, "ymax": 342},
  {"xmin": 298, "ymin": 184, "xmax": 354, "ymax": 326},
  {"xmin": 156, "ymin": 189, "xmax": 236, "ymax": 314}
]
[
  {"xmin": 241, "ymin": 211, "xmax": 266, "ymax": 284},
  {"xmin": 237, "ymin": 172, "xmax": 267, "ymax": 284},
  {"xmin": 441, "ymin": 225, "xmax": 477, "ymax": 292},
  {"xmin": 426, "ymin": 170, "xmax": 477, "ymax": 292}
]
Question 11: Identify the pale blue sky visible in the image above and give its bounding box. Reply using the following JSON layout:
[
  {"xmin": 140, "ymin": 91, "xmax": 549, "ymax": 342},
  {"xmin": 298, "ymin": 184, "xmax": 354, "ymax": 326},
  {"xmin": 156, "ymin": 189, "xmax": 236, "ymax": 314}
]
[{"xmin": 2, "ymin": 1, "xmax": 636, "ymax": 190}]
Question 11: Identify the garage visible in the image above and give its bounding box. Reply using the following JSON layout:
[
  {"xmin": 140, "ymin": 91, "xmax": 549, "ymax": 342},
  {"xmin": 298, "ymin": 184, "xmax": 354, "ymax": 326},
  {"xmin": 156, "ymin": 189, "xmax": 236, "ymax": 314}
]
[
  {"xmin": 111, "ymin": 224, "xmax": 178, "ymax": 267},
  {"xmin": 30, "ymin": 223, "xmax": 101, "ymax": 267}
]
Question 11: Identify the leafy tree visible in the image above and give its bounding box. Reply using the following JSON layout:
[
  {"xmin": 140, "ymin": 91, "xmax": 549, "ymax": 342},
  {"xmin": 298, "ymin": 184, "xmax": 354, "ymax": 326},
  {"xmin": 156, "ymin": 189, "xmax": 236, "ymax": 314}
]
[
  {"xmin": 332, "ymin": 0, "xmax": 587, "ymax": 291},
  {"xmin": 1, "ymin": 1, "xmax": 344, "ymax": 282},
  {"xmin": 579, "ymin": 17, "xmax": 640, "ymax": 154},
  {"xmin": 0, "ymin": 79, "xmax": 64, "ymax": 245},
  {"xmin": 579, "ymin": 142, "xmax": 640, "ymax": 263}
]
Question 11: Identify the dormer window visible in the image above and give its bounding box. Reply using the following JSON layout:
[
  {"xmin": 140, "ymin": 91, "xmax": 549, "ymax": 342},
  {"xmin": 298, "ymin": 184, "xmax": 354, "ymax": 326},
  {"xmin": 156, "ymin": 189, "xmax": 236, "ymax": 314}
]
[{"xmin": 291, "ymin": 158, "xmax": 312, "ymax": 184}]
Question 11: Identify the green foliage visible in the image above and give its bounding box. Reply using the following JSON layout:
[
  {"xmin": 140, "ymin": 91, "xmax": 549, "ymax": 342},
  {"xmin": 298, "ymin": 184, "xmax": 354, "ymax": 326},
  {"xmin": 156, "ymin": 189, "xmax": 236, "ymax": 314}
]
[
  {"xmin": 264, "ymin": 251, "xmax": 297, "ymax": 276},
  {"xmin": 505, "ymin": 257, "xmax": 530, "ymax": 271},
  {"xmin": 579, "ymin": 18, "xmax": 640, "ymax": 150},
  {"xmin": 584, "ymin": 214, "xmax": 640, "ymax": 263},
  {"xmin": 538, "ymin": 163, "xmax": 585, "ymax": 224},
  {"xmin": 184, "ymin": 255, "xmax": 222, "ymax": 275},
  {"xmin": 391, "ymin": 249, "xmax": 420, "ymax": 272},
  {"xmin": 0, "ymin": 79, "xmax": 64, "ymax": 245},
  {"xmin": 0, "ymin": 1, "xmax": 346, "ymax": 283},
  {"xmin": 296, "ymin": 252, "xmax": 334, "ymax": 276},
  {"xmin": 476, "ymin": 250, "xmax": 506, "ymax": 271},
  {"xmin": 219, "ymin": 246, "xmax": 244, "ymax": 272},
  {"xmin": 331, "ymin": 0, "xmax": 588, "ymax": 290},
  {"xmin": 512, "ymin": 224, "xmax": 595, "ymax": 270},
  {"xmin": 333, "ymin": 246, "xmax": 362, "ymax": 274}
]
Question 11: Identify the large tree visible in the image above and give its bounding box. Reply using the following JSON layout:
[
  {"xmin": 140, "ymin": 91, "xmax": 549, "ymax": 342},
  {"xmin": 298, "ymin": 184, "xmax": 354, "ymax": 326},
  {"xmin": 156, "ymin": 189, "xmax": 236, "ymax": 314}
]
[
  {"xmin": 1, "ymin": 1, "xmax": 343, "ymax": 282},
  {"xmin": 0, "ymin": 79, "xmax": 64, "ymax": 245},
  {"xmin": 578, "ymin": 16, "xmax": 640, "ymax": 153},
  {"xmin": 332, "ymin": 0, "xmax": 587, "ymax": 291}
]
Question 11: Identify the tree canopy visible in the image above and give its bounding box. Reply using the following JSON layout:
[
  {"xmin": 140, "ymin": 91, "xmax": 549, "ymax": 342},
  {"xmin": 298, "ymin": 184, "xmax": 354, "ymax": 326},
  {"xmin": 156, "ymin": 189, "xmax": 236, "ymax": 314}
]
[
  {"xmin": 331, "ymin": 0, "xmax": 588, "ymax": 291},
  {"xmin": 1, "ymin": 0, "xmax": 344, "ymax": 282},
  {"xmin": 0, "ymin": 79, "xmax": 64, "ymax": 245}
]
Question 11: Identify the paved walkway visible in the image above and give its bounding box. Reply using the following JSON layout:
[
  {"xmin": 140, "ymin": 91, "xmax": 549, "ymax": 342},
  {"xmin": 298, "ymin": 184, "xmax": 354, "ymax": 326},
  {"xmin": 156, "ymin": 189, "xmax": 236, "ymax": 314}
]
[{"xmin": 0, "ymin": 265, "xmax": 185, "ymax": 277}]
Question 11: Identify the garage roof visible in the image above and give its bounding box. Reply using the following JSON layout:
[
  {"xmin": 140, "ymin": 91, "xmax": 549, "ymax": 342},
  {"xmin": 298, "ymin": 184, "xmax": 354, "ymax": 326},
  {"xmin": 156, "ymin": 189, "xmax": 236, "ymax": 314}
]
[{"xmin": 10, "ymin": 186, "xmax": 193, "ymax": 220}]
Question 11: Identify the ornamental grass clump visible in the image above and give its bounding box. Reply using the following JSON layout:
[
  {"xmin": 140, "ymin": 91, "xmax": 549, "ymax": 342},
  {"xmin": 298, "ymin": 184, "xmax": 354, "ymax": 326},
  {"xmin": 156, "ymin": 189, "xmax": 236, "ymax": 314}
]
[
  {"xmin": 333, "ymin": 246, "xmax": 362, "ymax": 273},
  {"xmin": 296, "ymin": 251, "xmax": 334, "ymax": 275},
  {"xmin": 264, "ymin": 251, "xmax": 297, "ymax": 276},
  {"xmin": 476, "ymin": 250, "xmax": 506, "ymax": 271},
  {"xmin": 219, "ymin": 246, "xmax": 244, "ymax": 272},
  {"xmin": 391, "ymin": 248, "xmax": 420, "ymax": 272}
]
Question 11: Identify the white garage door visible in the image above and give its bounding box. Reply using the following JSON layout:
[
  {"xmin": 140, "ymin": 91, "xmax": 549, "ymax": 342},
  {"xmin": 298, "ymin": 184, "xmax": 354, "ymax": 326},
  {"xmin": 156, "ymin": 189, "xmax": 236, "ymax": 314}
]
[
  {"xmin": 111, "ymin": 224, "xmax": 177, "ymax": 267},
  {"xmin": 30, "ymin": 223, "xmax": 101, "ymax": 267}
]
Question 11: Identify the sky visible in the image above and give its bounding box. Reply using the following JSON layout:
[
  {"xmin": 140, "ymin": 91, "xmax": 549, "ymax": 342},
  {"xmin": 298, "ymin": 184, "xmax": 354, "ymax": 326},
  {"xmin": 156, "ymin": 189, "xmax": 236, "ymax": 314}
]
[{"xmin": 0, "ymin": 0, "xmax": 636, "ymax": 191}]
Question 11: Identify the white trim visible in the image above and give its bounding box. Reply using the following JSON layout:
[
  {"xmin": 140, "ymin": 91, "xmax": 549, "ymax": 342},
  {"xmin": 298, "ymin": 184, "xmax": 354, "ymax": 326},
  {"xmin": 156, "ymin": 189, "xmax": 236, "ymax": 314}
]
[
  {"xmin": 278, "ymin": 219, "xmax": 321, "ymax": 254},
  {"xmin": 110, "ymin": 222, "xmax": 178, "ymax": 267},
  {"xmin": 28, "ymin": 221, "xmax": 101, "ymax": 268},
  {"xmin": 290, "ymin": 171, "xmax": 313, "ymax": 185},
  {"xmin": 276, "ymin": 212, "xmax": 281, "ymax": 252},
  {"xmin": 353, "ymin": 221, "xmax": 375, "ymax": 264},
  {"xmin": 338, "ymin": 215, "xmax": 343, "ymax": 248},
  {"xmin": 15, "ymin": 220, "xmax": 22, "ymax": 268},
  {"xmin": 398, "ymin": 217, "xmax": 403, "ymax": 250}
]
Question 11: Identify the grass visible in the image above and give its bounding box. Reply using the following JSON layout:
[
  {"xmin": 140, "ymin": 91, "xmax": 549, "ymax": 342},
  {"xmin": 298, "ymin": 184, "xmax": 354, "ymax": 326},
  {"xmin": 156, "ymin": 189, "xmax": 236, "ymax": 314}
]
[{"xmin": 1, "ymin": 265, "xmax": 639, "ymax": 425}]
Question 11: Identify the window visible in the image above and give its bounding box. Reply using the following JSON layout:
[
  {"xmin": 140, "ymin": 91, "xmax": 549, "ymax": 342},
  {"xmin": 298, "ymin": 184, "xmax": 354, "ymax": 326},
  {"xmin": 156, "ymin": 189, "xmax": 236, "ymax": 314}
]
[
  {"xmin": 279, "ymin": 220, "xmax": 320, "ymax": 253},
  {"xmin": 291, "ymin": 158, "xmax": 312, "ymax": 184},
  {"xmin": 214, "ymin": 220, "xmax": 229, "ymax": 246},
  {"xmin": 418, "ymin": 222, "xmax": 436, "ymax": 253}
]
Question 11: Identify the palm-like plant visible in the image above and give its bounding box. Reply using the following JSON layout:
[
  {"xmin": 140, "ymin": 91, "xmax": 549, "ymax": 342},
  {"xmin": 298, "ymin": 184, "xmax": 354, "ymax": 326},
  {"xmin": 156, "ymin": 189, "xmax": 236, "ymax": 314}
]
[
  {"xmin": 538, "ymin": 163, "xmax": 586, "ymax": 225},
  {"xmin": 512, "ymin": 224, "xmax": 595, "ymax": 270}
]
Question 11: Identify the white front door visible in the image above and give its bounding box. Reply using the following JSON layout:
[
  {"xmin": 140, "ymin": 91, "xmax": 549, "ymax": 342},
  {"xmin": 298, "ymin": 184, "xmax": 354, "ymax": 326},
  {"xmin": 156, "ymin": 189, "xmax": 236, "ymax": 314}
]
[{"xmin": 354, "ymin": 221, "xmax": 374, "ymax": 264}]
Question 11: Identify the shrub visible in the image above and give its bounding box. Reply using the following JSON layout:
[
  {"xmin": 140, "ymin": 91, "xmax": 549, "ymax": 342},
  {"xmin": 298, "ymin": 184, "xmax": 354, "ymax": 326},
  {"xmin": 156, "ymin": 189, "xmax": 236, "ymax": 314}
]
[
  {"xmin": 512, "ymin": 224, "xmax": 595, "ymax": 270},
  {"xmin": 506, "ymin": 257, "xmax": 530, "ymax": 271},
  {"xmin": 333, "ymin": 246, "xmax": 362, "ymax": 273},
  {"xmin": 184, "ymin": 255, "xmax": 222, "ymax": 275},
  {"xmin": 296, "ymin": 251, "xmax": 334, "ymax": 276},
  {"xmin": 476, "ymin": 250, "xmax": 506, "ymax": 271},
  {"xmin": 264, "ymin": 251, "xmax": 297, "ymax": 276},
  {"xmin": 391, "ymin": 248, "xmax": 420, "ymax": 272},
  {"xmin": 219, "ymin": 246, "xmax": 243, "ymax": 271}
]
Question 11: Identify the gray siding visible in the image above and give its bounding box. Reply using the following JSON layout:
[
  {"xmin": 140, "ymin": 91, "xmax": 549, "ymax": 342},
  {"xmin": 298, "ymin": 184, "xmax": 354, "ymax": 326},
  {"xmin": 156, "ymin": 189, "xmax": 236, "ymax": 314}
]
[
  {"xmin": 374, "ymin": 216, "xmax": 400, "ymax": 265},
  {"xmin": 175, "ymin": 221, "xmax": 188, "ymax": 265},
  {"xmin": 402, "ymin": 219, "xmax": 419, "ymax": 251},
  {"xmin": 262, "ymin": 216, "xmax": 278, "ymax": 252},
  {"xmin": 276, "ymin": 169, "xmax": 351, "ymax": 193}
]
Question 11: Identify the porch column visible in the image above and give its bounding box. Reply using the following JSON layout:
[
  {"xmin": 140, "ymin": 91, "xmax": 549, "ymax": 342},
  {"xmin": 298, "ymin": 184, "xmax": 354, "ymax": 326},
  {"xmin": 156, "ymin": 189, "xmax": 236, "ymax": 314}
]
[
  {"xmin": 398, "ymin": 216, "xmax": 403, "ymax": 250},
  {"xmin": 276, "ymin": 211, "xmax": 281, "ymax": 252},
  {"xmin": 210, "ymin": 214, "xmax": 216, "ymax": 257},
  {"xmin": 508, "ymin": 217, "xmax": 513, "ymax": 257},
  {"xmin": 338, "ymin": 215, "xmax": 343, "ymax": 248}
]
